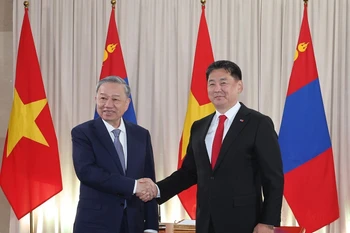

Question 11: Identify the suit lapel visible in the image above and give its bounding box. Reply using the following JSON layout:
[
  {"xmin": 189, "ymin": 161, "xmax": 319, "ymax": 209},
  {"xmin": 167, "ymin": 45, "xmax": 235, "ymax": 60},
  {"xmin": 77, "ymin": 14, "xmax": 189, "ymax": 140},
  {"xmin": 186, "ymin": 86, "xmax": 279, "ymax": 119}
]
[
  {"xmin": 93, "ymin": 118, "xmax": 125, "ymax": 174},
  {"xmin": 213, "ymin": 103, "xmax": 251, "ymax": 171},
  {"xmin": 124, "ymin": 121, "xmax": 137, "ymax": 177},
  {"xmin": 198, "ymin": 113, "xmax": 215, "ymax": 171}
]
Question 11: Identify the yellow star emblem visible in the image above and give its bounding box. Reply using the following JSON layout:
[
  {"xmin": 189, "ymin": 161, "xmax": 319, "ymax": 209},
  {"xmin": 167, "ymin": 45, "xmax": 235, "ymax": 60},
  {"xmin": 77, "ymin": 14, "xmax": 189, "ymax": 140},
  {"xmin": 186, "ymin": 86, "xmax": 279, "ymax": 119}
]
[{"xmin": 6, "ymin": 89, "xmax": 49, "ymax": 157}]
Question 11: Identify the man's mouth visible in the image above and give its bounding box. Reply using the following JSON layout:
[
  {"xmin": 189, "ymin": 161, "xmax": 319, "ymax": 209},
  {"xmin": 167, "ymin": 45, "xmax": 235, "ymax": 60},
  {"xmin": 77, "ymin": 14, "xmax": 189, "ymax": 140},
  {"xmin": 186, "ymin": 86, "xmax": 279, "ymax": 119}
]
[{"xmin": 103, "ymin": 110, "xmax": 114, "ymax": 113}]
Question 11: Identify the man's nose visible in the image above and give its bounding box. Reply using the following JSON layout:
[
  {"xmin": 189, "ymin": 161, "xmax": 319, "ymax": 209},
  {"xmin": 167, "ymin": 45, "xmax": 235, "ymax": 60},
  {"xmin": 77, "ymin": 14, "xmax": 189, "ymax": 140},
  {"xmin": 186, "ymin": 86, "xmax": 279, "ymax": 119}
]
[
  {"xmin": 213, "ymin": 84, "xmax": 221, "ymax": 92},
  {"xmin": 104, "ymin": 98, "xmax": 114, "ymax": 107}
]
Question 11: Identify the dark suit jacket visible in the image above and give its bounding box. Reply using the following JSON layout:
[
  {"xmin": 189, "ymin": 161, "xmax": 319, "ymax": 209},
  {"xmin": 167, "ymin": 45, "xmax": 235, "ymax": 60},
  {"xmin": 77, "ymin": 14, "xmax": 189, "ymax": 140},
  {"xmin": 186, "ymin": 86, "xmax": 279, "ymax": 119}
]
[
  {"xmin": 157, "ymin": 103, "xmax": 284, "ymax": 233},
  {"xmin": 72, "ymin": 117, "xmax": 158, "ymax": 233}
]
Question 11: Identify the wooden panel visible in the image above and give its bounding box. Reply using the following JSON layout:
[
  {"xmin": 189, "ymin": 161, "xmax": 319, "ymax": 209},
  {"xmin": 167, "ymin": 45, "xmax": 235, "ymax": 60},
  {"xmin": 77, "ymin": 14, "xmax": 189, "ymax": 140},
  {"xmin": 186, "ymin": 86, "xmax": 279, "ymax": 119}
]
[
  {"xmin": 159, "ymin": 223, "xmax": 305, "ymax": 233},
  {"xmin": 275, "ymin": 226, "xmax": 305, "ymax": 233}
]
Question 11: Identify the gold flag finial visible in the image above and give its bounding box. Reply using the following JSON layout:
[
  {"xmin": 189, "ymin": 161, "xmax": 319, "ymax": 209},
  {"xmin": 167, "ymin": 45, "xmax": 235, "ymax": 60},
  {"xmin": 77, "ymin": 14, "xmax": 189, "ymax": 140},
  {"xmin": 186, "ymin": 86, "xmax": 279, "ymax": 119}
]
[
  {"xmin": 304, "ymin": 0, "xmax": 308, "ymax": 5},
  {"xmin": 111, "ymin": 0, "xmax": 116, "ymax": 7},
  {"xmin": 24, "ymin": 1, "xmax": 29, "ymax": 8},
  {"xmin": 201, "ymin": 0, "xmax": 206, "ymax": 6}
]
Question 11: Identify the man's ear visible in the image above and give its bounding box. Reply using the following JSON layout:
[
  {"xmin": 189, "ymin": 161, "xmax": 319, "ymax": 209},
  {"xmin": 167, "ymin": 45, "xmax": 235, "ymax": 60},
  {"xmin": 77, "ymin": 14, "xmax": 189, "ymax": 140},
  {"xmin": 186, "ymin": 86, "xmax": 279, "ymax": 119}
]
[
  {"xmin": 238, "ymin": 81, "xmax": 243, "ymax": 94},
  {"xmin": 126, "ymin": 98, "xmax": 131, "ymax": 107}
]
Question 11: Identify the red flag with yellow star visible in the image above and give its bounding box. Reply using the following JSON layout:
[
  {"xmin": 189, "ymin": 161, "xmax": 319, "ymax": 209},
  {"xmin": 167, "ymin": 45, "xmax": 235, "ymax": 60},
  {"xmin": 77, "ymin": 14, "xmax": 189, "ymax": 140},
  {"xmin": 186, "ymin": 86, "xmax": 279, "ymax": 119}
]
[
  {"xmin": 177, "ymin": 4, "xmax": 215, "ymax": 219},
  {"xmin": 0, "ymin": 7, "xmax": 62, "ymax": 219}
]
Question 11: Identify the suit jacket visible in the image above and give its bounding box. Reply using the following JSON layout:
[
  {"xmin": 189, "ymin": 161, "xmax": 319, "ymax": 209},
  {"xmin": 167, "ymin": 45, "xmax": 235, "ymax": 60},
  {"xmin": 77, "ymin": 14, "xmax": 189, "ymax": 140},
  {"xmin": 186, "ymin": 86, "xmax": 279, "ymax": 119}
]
[
  {"xmin": 157, "ymin": 103, "xmax": 284, "ymax": 233},
  {"xmin": 72, "ymin": 117, "xmax": 158, "ymax": 233}
]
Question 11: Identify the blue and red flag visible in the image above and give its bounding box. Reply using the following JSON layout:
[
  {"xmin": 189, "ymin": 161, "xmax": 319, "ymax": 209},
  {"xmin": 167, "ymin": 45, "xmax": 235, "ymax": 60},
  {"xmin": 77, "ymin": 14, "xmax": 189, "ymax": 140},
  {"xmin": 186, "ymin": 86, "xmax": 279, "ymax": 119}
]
[
  {"xmin": 96, "ymin": 3, "xmax": 136, "ymax": 123},
  {"xmin": 279, "ymin": 3, "xmax": 339, "ymax": 232}
]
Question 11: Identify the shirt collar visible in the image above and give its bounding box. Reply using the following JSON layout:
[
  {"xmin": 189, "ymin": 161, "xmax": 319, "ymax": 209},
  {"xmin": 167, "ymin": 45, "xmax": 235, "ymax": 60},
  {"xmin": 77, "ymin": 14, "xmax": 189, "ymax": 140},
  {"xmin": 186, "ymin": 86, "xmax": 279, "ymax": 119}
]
[
  {"xmin": 214, "ymin": 102, "xmax": 241, "ymax": 122},
  {"xmin": 102, "ymin": 118, "xmax": 126, "ymax": 134}
]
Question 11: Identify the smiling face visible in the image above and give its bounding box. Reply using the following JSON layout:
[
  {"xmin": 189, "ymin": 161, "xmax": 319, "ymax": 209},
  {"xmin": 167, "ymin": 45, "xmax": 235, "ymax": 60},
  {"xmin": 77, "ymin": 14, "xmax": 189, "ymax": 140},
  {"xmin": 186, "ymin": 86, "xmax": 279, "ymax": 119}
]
[
  {"xmin": 207, "ymin": 68, "xmax": 243, "ymax": 114},
  {"xmin": 95, "ymin": 82, "xmax": 130, "ymax": 128}
]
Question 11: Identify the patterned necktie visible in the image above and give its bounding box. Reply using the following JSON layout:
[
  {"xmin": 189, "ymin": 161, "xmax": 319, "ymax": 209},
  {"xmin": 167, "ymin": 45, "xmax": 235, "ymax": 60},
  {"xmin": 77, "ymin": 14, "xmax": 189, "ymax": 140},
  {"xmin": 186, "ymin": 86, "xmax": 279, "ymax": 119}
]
[
  {"xmin": 211, "ymin": 115, "xmax": 227, "ymax": 169},
  {"xmin": 112, "ymin": 129, "xmax": 126, "ymax": 173}
]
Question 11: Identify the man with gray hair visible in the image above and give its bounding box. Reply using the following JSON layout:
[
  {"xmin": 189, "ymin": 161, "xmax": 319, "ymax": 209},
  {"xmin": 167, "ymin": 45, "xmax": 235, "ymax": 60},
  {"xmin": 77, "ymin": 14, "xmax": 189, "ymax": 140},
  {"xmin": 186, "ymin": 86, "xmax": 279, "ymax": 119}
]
[{"xmin": 72, "ymin": 76, "xmax": 158, "ymax": 233}]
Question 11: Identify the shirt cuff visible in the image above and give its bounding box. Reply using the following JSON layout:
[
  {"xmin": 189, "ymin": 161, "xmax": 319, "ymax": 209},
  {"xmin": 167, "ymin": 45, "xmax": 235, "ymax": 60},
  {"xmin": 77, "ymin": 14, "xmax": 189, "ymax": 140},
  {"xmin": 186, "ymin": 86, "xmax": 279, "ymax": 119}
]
[
  {"xmin": 156, "ymin": 184, "xmax": 160, "ymax": 198},
  {"xmin": 144, "ymin": 230, "xmax": 157, "ymax": 233},
  {"xmin": 133, "ymin": 180, "xmax": 137, "ymax": 194}
]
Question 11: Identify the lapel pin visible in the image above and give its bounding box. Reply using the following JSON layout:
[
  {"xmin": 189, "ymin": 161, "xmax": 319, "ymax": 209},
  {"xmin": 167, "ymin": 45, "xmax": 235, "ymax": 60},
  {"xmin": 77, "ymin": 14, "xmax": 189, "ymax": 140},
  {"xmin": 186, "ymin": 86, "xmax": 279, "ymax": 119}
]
[{"xmin": 240, "ymin": 119, "xmax": 244, "ymax": 122}]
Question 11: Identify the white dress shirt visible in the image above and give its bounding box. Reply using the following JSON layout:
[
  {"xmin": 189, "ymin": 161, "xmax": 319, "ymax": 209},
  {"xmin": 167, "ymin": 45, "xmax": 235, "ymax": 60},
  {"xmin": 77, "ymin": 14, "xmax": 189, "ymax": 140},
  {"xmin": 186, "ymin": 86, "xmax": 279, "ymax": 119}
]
[
  {"xmin": 102, "ymin": 119, "xmax": 157, "ymax": 233},
  {"xmin": 205, "ymin": 102, "xmax": 241, "ymax": 162},
  {"xmin": 103, "ymin": 118, "xmax": 128, "ymax": 169},
  {"xmin": 103, "ymin": 119, "xmax": 139, "ymax": 194}
]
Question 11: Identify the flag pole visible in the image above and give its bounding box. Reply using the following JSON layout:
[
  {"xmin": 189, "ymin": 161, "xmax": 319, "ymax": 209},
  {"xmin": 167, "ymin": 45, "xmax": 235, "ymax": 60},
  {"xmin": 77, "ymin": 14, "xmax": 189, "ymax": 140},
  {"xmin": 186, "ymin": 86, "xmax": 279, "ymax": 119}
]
[
  {"xmin": 22, "ymin": 2, "xmax": 34, "ymax": 233},
  {"xmin": 30, "ymin": 211, "xmax": 34, "ymax": 233},
  {"xmin": 111, "ymin": 0, "xmax": 116, "ymax": 8}
]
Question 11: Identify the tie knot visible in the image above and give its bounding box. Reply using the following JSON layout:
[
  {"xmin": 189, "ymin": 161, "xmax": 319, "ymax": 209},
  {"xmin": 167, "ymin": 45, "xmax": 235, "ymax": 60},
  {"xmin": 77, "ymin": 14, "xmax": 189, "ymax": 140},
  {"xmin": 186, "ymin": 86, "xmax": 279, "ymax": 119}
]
[
  {"xmin": 112, "ymin": 129, "xmax": 121, "ymax": 138},
  {"xmin": 218, "ymin": 115, "xmax": 227, "ymax": 124}
]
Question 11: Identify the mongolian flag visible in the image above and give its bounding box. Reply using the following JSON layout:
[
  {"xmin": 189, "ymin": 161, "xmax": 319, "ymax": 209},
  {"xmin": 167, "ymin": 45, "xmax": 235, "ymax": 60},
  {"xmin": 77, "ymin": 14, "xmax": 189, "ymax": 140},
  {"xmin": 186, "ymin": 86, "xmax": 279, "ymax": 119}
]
[
  {"xmin": 279, "ymin": 3, "xmax": 339, "ymax": 232},
  {"xmin": 97, "ymin": 3, "xmax": 136, "ymax": 123},
  {"xmin": 177, "ymin": 4, "xmax": 215, "ymax": 219},
  {"xmin": 0, "ymin": 7, "xmax": 62, "ymax": 219}
]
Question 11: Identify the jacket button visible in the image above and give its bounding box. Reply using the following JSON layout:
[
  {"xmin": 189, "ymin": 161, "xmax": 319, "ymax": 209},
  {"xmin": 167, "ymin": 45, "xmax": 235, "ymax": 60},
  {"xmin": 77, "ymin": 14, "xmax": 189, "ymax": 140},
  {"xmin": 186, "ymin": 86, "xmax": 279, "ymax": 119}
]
[{"xmin": 210, "ymin": 176, "xmax": 214, "ymax": 180}]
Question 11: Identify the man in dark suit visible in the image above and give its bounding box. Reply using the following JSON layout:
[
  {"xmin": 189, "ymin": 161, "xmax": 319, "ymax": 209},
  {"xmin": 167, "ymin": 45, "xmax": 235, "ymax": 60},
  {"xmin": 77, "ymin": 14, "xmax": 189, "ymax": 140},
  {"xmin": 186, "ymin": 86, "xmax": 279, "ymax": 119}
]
[
  {"xmin": 72, "ymin": 76, "xmax": 158, "ymax": 233},
  {"xmin": 155, "ymin": 60, "xmax": 284, "ymax": 233}
]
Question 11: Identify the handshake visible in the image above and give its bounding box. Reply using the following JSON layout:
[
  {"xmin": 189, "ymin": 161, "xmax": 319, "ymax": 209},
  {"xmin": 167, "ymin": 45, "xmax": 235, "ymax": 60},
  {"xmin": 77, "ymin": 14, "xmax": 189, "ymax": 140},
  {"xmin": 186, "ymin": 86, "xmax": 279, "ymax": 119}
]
[{"xmin": 135, "ymin": 178, "xmax": 158, "ymax": 202}]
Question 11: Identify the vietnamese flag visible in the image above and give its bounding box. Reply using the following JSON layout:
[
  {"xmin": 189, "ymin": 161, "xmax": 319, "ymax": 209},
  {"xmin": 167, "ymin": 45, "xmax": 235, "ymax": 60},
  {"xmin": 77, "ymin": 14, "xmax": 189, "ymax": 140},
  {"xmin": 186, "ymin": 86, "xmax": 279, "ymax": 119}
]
[
  {"xmin": 97, "ymin": 3, "xmax": 136, "ymax": 123},
  {"xmin": 177, "ymin": 4, "xmax": 215, "ymax": 219},
  {"xmin": 0, "ymin": 6, "xmax": 62, "ymax": 219},
  {"xmin": 279, "ymin": 2, "xmax": 339, "ymax": 232}
]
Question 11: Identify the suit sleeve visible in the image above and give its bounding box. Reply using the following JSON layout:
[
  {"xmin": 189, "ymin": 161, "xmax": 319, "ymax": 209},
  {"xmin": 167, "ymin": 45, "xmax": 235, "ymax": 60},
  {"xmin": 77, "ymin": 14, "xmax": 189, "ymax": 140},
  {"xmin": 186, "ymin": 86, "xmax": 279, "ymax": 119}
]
[
  {"xmin": 72, "ymin": 126, "xmax": 135, "ymax": 199},
  {"xmin": 156, "ymin": 123, "xmax": 198, "ymax": 204},
  {"xmin": 255, "ymin": 116, "xmax": 284, "ymax": 226},
  {"xmin": 143, "ymin": 131, "xmax": 159, "ymax": 230}
]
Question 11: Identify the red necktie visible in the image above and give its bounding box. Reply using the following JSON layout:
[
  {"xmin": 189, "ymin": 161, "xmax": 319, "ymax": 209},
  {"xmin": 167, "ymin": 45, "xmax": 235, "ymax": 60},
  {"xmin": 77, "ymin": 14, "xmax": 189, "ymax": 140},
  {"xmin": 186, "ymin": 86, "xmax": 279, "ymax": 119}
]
[{"xmin": 211, "ymin": 115, "xmax": 227, "ymax": 169}]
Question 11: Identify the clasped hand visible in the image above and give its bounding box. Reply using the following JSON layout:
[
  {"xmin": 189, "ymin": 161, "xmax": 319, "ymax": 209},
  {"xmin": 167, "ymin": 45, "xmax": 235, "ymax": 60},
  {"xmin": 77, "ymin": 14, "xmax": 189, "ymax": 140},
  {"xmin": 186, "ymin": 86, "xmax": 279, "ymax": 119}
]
[
  {"xmin": 136, "ymin": 178, "xmax": 157, "ymax": 202},
  {"xmin": 253, "ymin": 223, "xmax": 274, "ymax": 233}
]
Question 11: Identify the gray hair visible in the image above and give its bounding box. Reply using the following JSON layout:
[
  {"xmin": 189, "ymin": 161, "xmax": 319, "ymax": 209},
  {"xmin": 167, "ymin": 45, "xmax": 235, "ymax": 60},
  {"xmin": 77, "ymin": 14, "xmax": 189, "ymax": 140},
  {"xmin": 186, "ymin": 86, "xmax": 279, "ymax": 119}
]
[{"xmin": 96, "ymin": 76, "xmax": 131, "ymax": 97}]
